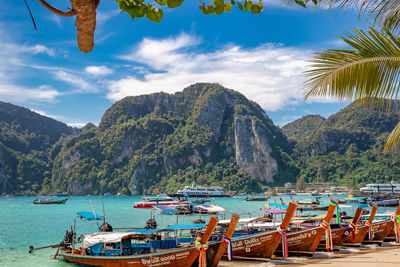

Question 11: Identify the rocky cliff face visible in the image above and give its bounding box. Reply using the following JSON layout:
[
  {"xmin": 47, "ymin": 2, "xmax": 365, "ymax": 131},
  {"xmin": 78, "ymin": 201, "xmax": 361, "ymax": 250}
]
[{"xmin": 51, "ymin": 83, "xmax": 295, "ymax": 195}]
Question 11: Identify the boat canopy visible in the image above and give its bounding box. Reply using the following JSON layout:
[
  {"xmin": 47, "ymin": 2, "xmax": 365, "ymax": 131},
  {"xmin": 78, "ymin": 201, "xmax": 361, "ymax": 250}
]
[
  {"xmin": 218, "ymin": 217, "xmax": 263, "ymax": 224},
  {"xmin": 260, "ymin": 208, "xmax": 286, "ymax": 214},
  {"xmin": 195, "ymin": 204, "xmax": 225, "ymax": 212},
  {"xmin": 347, "ymin": 203, "xmax": 369, "ymax": 208},
  {"xmin": 83, "ymin": 232, "xmax": 136, "ymax": 247},
  {"xmin": 77, "ymin": 212, "xmax": 103, "ymax": 221},
  {"xmin": 269, "ymin": 203, "xmax": 288, "ymax": 208},
  {"xmin": 153, "ymin": 205, "xmax": 179, "ymax": 214},
  {"xmin": 129, "ymin": 229, "xmax": 159, "ymax": 234},
  {"xmin": 163, "ymin": 223, "xmax": 206, "ymax": 230}
]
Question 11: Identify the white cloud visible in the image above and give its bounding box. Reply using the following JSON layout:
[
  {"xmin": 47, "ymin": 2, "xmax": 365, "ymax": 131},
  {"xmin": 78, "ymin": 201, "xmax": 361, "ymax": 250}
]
[
  {"xmin": 27, "ymin": 44, "xmax": 55, "ymax": 57},
  {"xmin": 85, "ymin": 65, "xmax": 114, "ymax": 76},
  {"xmin": 108, "ymin": 33, "xmax": 314, "ymax": 111},
  {"xmin": 55, "ymin": 70, "xmax": 96, "ymax": 92},
  {"xmin": 0, "ymin": 84, "xmax": 60, "ymax": 103}
]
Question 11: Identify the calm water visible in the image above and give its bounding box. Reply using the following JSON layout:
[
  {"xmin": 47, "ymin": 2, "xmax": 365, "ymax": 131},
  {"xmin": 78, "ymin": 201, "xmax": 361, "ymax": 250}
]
[{"xmin": 0, "ymin": 194, "xmax": 397, "ymax": 267}]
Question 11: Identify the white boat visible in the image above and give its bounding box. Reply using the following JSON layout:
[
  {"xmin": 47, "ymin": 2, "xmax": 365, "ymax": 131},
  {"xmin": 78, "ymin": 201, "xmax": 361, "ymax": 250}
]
[
  {"xmin": 359, "ymin": 183, "xmax": 400, "ymax": 194},
  {"xmin": 169, "ymin": 184, "xmax": 231, "ymax": 197}
]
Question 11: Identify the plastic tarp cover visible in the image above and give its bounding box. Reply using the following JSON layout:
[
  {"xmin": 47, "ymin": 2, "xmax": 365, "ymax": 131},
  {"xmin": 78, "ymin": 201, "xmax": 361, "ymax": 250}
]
[
  {"xmin": 163, "ymin": 223, "xmax": 206, "ymax": 230},
  {"xmin": 77, "ymin": 212, "xmax": 103, "ymax": 221},
  {"xmin": 83, "ymin": 232, "xmax": 135, "ymax": 248}
]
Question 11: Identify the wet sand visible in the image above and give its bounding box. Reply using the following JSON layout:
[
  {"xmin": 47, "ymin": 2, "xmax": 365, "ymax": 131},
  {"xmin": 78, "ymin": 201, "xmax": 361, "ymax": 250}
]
[{"xmin": 219, "ymin": 243, "xmax": 400, "ymax": 267}]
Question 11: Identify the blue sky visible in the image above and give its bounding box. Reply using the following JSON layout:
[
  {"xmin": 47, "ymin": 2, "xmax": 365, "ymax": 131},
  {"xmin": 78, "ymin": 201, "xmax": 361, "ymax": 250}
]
[{"xmin": 0, "ymin": 1, "xmax": 365, "ymax": 127}]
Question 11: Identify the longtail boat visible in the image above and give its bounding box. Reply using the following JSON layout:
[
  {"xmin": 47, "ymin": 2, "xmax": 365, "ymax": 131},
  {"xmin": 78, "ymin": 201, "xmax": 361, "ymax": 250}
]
[
  {"xmin": 317, "ymin": 206, "xmax": 363, "ymax": 251},
  {"xmin": 343, "ymin": 205, "xmax": 378, "ymax": 246},
  {"xmin": 33, "ymin": 195, "xmax": 70, "ymax": 204},
  {"xmin": 59, "ymin": 216, "xmax": 220, "ymax": 267},
  {"xmin": 223, "ymin": 202, "xmax": 297, "ymax": 259},
  {"xmin": 275, "ymin": 203, "xmax": 336, "ymax": 256},
  {"xmin": 363, "ymin": 203, "xmax": 400, "ymax": 245}
]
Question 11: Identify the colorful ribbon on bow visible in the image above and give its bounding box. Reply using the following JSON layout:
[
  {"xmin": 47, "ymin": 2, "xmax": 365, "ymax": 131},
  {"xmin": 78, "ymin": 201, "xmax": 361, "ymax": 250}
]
[
  {"xmin": 222, "ymin": 236, "xmax": 233, "ymax": 261},
  {"xmin": 329, "ymin": 199, "xmax": 340, "ymax": 224},
  {"xmin": 342, "ymin": 222, "xmax": 357, "ymax": 244},
  {"xmin": 364, "ymin": 220, "xmax": 374, "ymax": 241},
  {"xmin": 276, "ymin": 226, "xmax": 288, "ymax": 259},
  {"xmin": 320, "ymin": 220, "xmax": 333, "ymax": 252},
  {"xmin": 195, "ymin": 237, "xmax": 209, "ymax": 267},
  {"xmin": 391, "ymin": 213, "xmax": 400, "ymax": 244}
]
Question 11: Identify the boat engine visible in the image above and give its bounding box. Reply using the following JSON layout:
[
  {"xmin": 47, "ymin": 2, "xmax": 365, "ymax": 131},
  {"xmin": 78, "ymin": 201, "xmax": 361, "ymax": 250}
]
[
  {"xmin": 144, "ymin": 218, "xmax": 157, "ymax": 229},
  {"xmin": 100, "ymin": 222, "xmax": 113, "ymax": 232}
]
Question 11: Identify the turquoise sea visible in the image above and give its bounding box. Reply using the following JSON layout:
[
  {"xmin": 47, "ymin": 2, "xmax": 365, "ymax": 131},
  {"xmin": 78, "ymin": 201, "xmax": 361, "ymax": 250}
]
[{"xmin": 1, "ymin": 194, "xmax": 398, "ymax": 267}]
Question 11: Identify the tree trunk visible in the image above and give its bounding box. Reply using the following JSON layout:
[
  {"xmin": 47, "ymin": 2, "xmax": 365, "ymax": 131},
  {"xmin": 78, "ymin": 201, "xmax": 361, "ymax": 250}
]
[{"xmin": 69, "ymin": 0, "xmax": 98, "ymax": 53}]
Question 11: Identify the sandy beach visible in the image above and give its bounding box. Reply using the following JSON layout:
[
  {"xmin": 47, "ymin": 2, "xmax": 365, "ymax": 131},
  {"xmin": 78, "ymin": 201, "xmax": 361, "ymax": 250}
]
[{"xmin": 219, "ymin": 243, "xmax": 400, "ymax": 267}]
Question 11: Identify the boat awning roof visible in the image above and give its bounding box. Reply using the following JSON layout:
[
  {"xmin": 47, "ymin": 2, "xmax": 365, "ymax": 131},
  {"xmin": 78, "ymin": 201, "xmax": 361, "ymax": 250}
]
[
  {"xmin": 163, "ymin": 223, "xmax": 206, "ymax": 230},
  {"xmin": 269, "ymin": 203, "xmax": 288, "ymax": 208},
  {"xmin": 153, "ymin": 205, "xmax": 179, "ymax": 214},
  {"xmin": 194, "ymin": 204, "xmax": 225, "ymax": 212},
  {"xmin": 129, "ymin": 229, "xmax": 159, "ymax": 234},
  {"xmin": 218, "ymin": 217, "xmax": 262, "ymax": 224},
  {"xmin": 298, "ymin": 206, "xmax": 313, "ymax": 210},
  {"xmin": 77, "ymin": 212, "xmax": 103, "ymax": 221},
  {"xmin": 347, "ymin": 203, "xmax": 369, "ymax": 208},
  {"xmin": 83, "ymin": 232, "xmax": 135, "ymax": 247},
  {"xmin": 260, "ymin": 208, "xmax": 286, "ymax": 214}
]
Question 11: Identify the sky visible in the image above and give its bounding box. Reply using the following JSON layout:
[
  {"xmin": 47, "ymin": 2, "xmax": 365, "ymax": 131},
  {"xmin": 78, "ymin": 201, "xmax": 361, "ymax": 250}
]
[{"xmin": 0, "ymin": 1, "xmax": 367, "ymax": 127}]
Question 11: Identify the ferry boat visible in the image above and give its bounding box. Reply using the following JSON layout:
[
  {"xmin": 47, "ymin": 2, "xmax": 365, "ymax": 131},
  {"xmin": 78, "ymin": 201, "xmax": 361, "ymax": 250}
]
[
  {"xmin": 133, "ymin": 195, "xmax": 189, "ymax": 208},
  {"xmin": 359, "ymin": 183, "xmax": 400, "ymax": 194},
  {"xmin": 169, "ymin": 184, "xmax": 231, "ymax": 197}
]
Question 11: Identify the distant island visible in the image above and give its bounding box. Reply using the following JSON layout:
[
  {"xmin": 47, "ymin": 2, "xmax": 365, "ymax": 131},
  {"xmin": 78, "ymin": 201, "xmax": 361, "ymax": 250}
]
[{"xmin": 0, "ymin": 83, "xmax": 399, "ymax": 196}]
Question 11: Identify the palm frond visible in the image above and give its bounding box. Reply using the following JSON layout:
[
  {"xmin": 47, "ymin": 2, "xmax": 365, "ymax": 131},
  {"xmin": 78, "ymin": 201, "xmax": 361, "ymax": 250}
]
[
  {"xmin": 304, "ymin": 27, "xmax": 400, "ymax": 111},
  {"xmin": 384, "ymin": 120, "xmax": 400, "ymax": 152},
  {"xmin": 284, "ymin": 0, "xmax": 400, "ymax": 33}
]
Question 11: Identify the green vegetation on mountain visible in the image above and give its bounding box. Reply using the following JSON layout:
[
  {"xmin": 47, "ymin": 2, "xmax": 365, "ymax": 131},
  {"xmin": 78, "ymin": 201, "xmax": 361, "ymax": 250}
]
[
  {"xmin": 282, "ymin": 114, "xmax": 325, "ymax": 141},
  {"xmin": 2, "ymin": 84, "xmax": 400, "ymax": 195},
  {"xmin": 49, "ymin": 83, "xmax": 296, "ymax": 195},
  {"xmin": 290, "ymin": 102, "xmax": 400, "ymax": 188},
  {"xmin": 0, "ymin": 102, "xmax": 77, "ymax": 194}
]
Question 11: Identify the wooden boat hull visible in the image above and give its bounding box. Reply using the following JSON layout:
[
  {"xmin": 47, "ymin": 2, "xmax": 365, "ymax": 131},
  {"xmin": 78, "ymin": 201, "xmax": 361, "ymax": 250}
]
[
  {"xmin": 343, "ymin": 225, "xmax": 369, "ymax": 246},
  {"xmin": 33, "ymin": 197, "xmax": 69, "ymax": 204},
  {"xmin": 275, "ymin": 226, "xmax": 325, "ymax": 256},
  {"xmin": 362, "ymin": 219, "xmax": 393, "ymax": 244},
  {"xmin": 61, "ymin": 245, "xmax": 218, "ymax": 267},
  {"xmin": 317, "ymin": 227, "xmax": 348, "ymax": 252},
  {"xmin": 229, "ymin": 231, "xmax": 278, "ymax": 258}
]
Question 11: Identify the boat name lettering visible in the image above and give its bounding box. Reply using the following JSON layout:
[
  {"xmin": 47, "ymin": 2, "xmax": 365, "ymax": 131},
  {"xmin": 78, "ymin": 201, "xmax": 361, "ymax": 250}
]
[
  {"xmin": 244, "ymin": 237, "xmax": 259, "ymax": 245},
  {"xmin": 141, "ymin": 255, "xmax": 175, "ymax": 265},
  {"xmin": 287, "ymin": 232, "xmax": 312, "ymax": 242}
]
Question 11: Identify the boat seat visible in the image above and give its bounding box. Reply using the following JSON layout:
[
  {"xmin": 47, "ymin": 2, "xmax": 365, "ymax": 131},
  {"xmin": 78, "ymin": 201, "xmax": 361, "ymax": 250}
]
[
  {"xmin": 99, "ymin": 249, "xmax": 121, "ymax": 256},
  {"xmin": 150, "ymin": 239, "xmax": 177, "ymax": 250},
  {"xmin": 131, "ymin": 244, "xmax": 151, "ymax": 255}
]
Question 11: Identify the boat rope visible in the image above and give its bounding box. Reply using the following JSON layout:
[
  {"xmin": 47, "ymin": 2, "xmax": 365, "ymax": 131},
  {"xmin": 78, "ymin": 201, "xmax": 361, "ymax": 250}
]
[
  {"xmin": 276, "ymin": 226, "xmax": 288, "ymax": 258},
  {"xmin": 342, "ymin": 222, "xmax": 357, "ymax": 244},
  {"xmin": 320, "ymin": 220, "xmax": 333, "ymax": 252},
  {"xmin": 222, "ymin": 236, "xmax": 233, "ymax": 261},
  {"xmin": 391, "ymin": 213, "xmax": 400, "ymax": 244},
  {"xmin": 195, "ymin": 237, "xmax": 209, "ymax": 267},
  {"xmin": 364, "ymin": 220, "xmax": 374, "ymax": 241},
  {"xmin": 329, "ymin": 199, "xmax": 340, "ymax": 224}
]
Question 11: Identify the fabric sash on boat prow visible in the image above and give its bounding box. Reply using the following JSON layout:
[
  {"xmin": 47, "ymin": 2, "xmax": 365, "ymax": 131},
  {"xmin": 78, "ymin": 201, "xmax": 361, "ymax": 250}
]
[
  {"xmin": 329, "ymin": 199, "xmax": 340, "ymax": 224},
  {"xmin": 276, "ymin": 226, "xmax": 288, "ymax": 258},
  {"xmin": 391, "ymin": 212, "xmax": 400, "ymax": 244},
  {"xmin": 320, "ymin": 220, "xmax": 333, "ymax": 252}
]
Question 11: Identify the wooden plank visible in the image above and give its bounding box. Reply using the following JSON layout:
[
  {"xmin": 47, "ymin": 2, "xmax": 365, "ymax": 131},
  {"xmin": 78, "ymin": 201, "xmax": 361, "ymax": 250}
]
[
  {"xmin": 184, "ymin": 216, "xmax": 218, "ymax": 267},
  {"xmin": 369, "ymin": 205, "xmax": 378, "ymax": 222},
  {"xmin": 211, "ymin": 214, "xmax": 240, "ymax": 267}
]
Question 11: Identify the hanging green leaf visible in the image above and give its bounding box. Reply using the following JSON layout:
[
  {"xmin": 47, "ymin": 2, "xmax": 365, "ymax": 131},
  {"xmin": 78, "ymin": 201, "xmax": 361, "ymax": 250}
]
[
  {"xmin": 224, "ymin": 2, "xmax": 232, "ymax": 12},
  {"xmin": 167, "ymin": 0, "xmax": 183, "ymax": 8},
  {"xmin": 250, "ymin": 2, "xmax": 262, "ymax": 14},
  {"xmin": 238, "ymin": 2, "xmax": 243, "ymax": 11},
  {"xmin": 146, "ymin": 7, "xmax": 164, "ymax": 22},
  {"xmin": 244, "ymin": 0, "xmax": 253, "ymax": 12},
  {"xmin": 215, "ymin": 3, "xmax": 225, "ymax": 15}
]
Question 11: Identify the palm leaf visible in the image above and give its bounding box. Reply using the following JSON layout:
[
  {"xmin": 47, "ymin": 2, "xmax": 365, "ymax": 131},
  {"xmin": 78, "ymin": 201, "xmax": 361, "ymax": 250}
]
[
  {"xmin": 305, "ymin": 27, "xmax": 400, "ymax": 111},
  {"xmin": 385, "ymin": 120, "xmax": 400, "ymax": 152},
  {"xmin": 305, "ymin": 27, "xmax": 400, "ymax": 151},
  {"xmin": 284, "ymin": 0, "xmax": 400, "ymax": 33}
]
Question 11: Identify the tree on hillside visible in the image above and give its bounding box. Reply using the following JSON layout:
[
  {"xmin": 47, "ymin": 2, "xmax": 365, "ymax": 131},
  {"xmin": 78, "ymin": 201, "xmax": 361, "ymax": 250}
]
[
  {"xmin": 285, "ymin": 0, "xmax": 400, "ymax": 152},
  {"xmin": 36, "ymin": 0, "xmax": 264, "ymax": 53}
]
